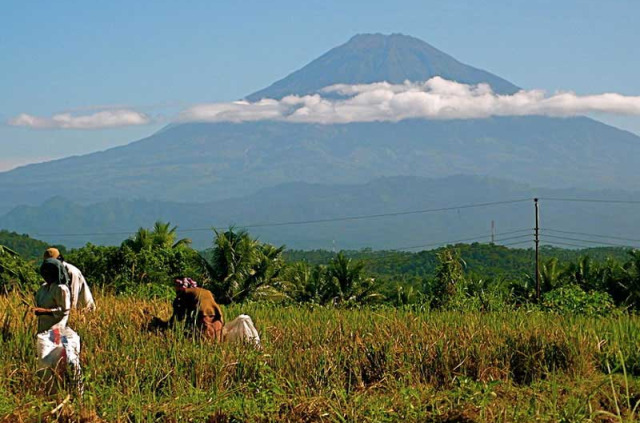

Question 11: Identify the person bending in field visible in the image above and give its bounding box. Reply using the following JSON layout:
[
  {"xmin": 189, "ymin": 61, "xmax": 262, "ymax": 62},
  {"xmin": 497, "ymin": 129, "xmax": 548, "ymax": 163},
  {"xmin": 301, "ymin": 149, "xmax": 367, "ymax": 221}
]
[{"xmin": 168, "ymin": 277, "xmax": 224, "ymax": 342}]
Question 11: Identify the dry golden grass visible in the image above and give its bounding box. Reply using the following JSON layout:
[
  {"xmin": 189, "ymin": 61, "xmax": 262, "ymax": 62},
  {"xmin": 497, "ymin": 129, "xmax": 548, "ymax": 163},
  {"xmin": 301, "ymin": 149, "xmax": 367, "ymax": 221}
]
[{"xmin": 1, "ymin": 293, "xmax": 639, "ymax": 422}]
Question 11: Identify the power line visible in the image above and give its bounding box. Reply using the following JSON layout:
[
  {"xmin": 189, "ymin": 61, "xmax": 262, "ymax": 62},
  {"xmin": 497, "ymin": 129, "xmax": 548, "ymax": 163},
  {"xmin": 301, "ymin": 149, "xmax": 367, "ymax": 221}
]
[
  {"xmin": 542, "ymin": 228, "xmax": 640, "ymax": 243},
  {"xmin": 24, "ymin": 196, "xmax": 640, "ymax": 239},
  {"xmin": 32, "ymin": 198, "xmax": 532, "ymax": 237},
  {"xmin": 541, "ymin": 234, "xmax": 638, "ymax": 248},
  {"xmin": 491, "ymin": 228, "xmax": 533, "ymax": 237},
  {"xmin": 500, "ymin": 240, "xmax": 533, "ymax": 247},
  {"xmin": 538, "ymin": 197, "xmax": 640, "ymax": 205},
  {"xmin": 359, "ymin": 229, "xmax": 533, "ymax": 254},
  {"xmin": 223, "ymin": 198, "xmax": 531, "ymax": 230},
  {"xmin": 540, "ymin": 241, "xmax": 594, "ymax": 249},
  {"xmin": 493, "ymin": 233, "xmax": 533, "ymax": 243}
]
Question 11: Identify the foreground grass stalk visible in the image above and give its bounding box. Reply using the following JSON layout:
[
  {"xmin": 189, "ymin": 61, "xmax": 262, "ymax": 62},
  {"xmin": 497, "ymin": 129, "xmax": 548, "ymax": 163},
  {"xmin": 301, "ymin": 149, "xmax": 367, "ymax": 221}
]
[{"xmin": 0, "ymin": 294, "xmax": 639, "ymax": 422}]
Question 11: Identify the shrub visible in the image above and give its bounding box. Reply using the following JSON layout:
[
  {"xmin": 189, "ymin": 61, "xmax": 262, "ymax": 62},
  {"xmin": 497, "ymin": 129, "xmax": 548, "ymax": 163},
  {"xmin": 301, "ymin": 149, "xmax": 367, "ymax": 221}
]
[
  {"xmin": 542, "ymin": 285, "xmax": 616, "ymax": 316},
  {"xmin": 0, "ymin": 246, "xmax": 41, "ymax": 293}
]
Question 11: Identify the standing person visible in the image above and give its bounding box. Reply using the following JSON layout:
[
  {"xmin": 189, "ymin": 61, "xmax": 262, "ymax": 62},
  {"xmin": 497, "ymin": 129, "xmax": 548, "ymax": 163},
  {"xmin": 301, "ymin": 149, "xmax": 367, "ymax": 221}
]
[
  {"xmin": 34, "ymin": 249, "xmax": 83, "ymax": 394},
  {"xmin": 43, "ymin": 248, "xmax": 96, "ymax": 311},
  {"xmin": 170, "ymin": 277, "xmax": 224, "ymax": 341},
  {"xmin": 35, "ymin": 252, "xmax": 71, "ymax": 333}
]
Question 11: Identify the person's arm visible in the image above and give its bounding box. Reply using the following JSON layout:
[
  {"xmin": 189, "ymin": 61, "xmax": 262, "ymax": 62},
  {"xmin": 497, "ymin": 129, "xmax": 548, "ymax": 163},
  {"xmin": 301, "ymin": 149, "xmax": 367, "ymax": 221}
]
[
  {"xmin": 33, "ymin": 307, "xmax": 57, "ymax": 316},
  {"xmin": 36, "ymin": 285, "xmax": 71, "ymax": 317}
]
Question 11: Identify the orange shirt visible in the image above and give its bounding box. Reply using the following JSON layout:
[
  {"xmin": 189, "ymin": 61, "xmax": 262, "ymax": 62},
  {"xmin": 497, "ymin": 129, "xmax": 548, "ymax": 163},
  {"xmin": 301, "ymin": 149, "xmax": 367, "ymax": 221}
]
[{"xmin": 172, "ymin": 287, "xmax": 223, "ymax": 323}]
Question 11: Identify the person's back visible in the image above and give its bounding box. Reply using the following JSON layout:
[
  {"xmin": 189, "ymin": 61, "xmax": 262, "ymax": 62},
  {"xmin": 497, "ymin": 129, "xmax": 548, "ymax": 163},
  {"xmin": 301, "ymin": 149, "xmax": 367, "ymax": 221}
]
[
  {"xmin": 36, "ymin": 257, "xmax": 71, "ymax": 333},
  {"xmin": 172, "ymin": 287, "xmax": 223, "ymax": 323},
  {"xmin": 35, "ymin": 281, "xmax": 71, "ymax": 333},
  {"xmin": 63, "ymin": 262, "xmax": 96, "ymax": 311},
  {"xmin": 171, "ymin": 281, "xmax": 224, "ymax": 341}
]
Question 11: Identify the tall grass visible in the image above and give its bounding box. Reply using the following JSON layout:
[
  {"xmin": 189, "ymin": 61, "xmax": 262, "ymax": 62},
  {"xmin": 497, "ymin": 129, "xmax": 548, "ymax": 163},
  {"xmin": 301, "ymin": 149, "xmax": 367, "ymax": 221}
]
[{"xmin": 1, "ymin": 294, "xmax": 639, "ymax": 422}]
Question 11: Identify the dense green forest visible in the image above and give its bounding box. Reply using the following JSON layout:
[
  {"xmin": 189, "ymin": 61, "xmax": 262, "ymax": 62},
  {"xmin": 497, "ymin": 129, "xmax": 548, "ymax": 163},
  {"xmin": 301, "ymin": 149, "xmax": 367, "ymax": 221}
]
[
  {"xmin": 286, "ymin": 244, "xmax": 631, "ymax": 280},
  {"xmin": 1, "ymin": 223, "xmax": 639, "ymax": 313}
]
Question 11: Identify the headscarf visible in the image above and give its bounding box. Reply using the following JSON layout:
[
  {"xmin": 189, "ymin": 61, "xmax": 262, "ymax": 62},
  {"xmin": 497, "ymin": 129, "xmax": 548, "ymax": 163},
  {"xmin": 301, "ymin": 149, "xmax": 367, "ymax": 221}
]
[
  {"xmin": 174, "ymin": 277, "xmax": 198, "ymax": 289},
  {"xmin": 40, "ymin": 257, "xmax": 70, "ymax": 285}
]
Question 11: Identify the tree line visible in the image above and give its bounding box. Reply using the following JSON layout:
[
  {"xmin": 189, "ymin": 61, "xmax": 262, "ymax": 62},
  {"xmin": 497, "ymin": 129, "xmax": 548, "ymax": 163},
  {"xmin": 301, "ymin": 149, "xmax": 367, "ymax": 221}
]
[{"xmin": 1, "ymin": 221, "xmax": 639, "ymax": 314}]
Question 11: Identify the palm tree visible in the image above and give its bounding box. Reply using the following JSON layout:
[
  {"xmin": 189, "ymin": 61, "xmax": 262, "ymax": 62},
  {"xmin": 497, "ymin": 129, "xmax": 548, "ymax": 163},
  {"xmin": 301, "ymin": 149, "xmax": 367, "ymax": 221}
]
[
  {"xmin": 201, "ymin": 228, "xmax": 286, "ymax": 304},
  {"xmin": 563, "ymin": 256, "xmax": 598, "ymax": 290},
  {"xmin": 151, "ymin": 221, "xmax": 191, "ymax": 249},
  {"xmin": 235, "ymin": 243, "xmax": 286, "ymax": 303},
  {"xmin": 281, "ymin": 262, "xmax": 322, "ymax": 303},
  {"xmin": 122, "ymin": 227, "xmax": 151, "ymax": 252},
  {"xmin": 540, "ymin": 257, "xmax": 562, "ymax": 292},
  {"xmin": 122, "ymin": 221, "xmax": 191, "ymax": 252},
  {"xmin": 618, "ymin": 250, "xmax": 640, "ymax": 309},
  {"xmin": 323, "ymin": 252, "xmax": 379, "ymax": 304}
]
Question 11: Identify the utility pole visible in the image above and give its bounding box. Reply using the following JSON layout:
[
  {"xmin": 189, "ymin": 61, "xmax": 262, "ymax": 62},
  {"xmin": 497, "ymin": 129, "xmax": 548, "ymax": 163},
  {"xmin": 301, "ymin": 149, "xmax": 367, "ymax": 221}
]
[
  {"xmin": 534, "ymin": 198, "xmax": 540, "ymax": 302},
  {"xmin": 491, "ymin": 220, "xmax": 495, "ymax": 244}
]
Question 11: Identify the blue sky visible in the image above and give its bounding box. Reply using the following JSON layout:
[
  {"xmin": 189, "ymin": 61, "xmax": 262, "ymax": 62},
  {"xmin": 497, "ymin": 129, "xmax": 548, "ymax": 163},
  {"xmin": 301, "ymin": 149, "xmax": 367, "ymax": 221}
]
[{"xmin": 2, "ymin": 0, "xmax": 639, "ymax": 171}]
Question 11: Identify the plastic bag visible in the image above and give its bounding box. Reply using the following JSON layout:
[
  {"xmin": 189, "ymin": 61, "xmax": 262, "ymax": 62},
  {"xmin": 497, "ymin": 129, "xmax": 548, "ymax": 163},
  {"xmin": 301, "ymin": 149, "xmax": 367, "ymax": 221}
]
[
  {"xmin": 36, "ymin": 327, "xmax": 83, "ymax": 393},
  {"xmin": 224, "ymin": 314, "xmax": 261, "ymax": 347}
]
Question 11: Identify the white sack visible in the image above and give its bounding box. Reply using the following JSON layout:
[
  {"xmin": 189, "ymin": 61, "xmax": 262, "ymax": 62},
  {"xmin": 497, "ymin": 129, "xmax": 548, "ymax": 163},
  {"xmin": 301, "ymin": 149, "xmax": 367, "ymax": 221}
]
[
  {"xmin": 224, "ymin": 314, "xmax": 261, "ymax": 347},
  {"xmin": 36, "ymin": 327, "xmax": 82, "ymax": 373}
]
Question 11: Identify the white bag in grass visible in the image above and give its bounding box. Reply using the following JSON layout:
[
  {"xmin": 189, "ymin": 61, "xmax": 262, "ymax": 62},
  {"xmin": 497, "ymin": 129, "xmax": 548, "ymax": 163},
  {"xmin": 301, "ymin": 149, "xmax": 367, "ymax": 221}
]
[
  {"xmin": 36, "ymin": 326, "xmax": 82, "ymax": 377},
  {"xmin": 224, "ymin": 314, "xmax": 261, "ymax": 347}
]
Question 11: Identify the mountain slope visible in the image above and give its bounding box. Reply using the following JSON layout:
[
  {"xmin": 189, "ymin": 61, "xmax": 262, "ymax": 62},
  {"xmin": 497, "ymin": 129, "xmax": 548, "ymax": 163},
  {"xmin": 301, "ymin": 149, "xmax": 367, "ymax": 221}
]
[
  {"xmin": 247, "ymin": 33, "xmax": 519, "ymax": 100},
  {"xmin": 0, "ymin": 115, "xmax": 639, "ymax": 214},
  {"xmin": 2, "ymin": 175, "xmax": 639, "ymax": 250}
]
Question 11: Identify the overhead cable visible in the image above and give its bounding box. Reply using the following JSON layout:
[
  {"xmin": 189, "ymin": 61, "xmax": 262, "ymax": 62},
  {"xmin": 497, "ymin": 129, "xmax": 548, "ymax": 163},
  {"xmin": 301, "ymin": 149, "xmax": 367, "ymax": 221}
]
[{"xmin": 33, "ymin": 197, "xmax": 532, "ymax": 237}]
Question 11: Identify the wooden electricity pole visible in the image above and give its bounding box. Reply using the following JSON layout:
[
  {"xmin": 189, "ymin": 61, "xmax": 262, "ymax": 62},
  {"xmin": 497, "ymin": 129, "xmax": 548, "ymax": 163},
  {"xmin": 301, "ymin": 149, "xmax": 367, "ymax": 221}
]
[
  {"xmin": 491, "ymin": 220, "xmax": 495, "ymax": 244},
  {"xmin": 534, "ymin": 198, "xmax": 540, "ymax": 302}
]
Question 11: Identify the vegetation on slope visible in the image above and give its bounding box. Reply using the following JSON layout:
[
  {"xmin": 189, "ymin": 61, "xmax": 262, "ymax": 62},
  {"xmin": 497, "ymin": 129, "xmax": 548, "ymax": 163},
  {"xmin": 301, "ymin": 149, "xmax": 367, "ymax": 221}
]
[{"xmin": 0, "ymin": 229, "xmax": 65, "ymax": 260}]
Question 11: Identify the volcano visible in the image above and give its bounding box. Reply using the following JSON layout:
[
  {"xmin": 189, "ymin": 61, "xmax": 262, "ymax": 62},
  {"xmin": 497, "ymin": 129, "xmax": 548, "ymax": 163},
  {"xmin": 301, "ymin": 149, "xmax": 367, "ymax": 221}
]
[{"xmin": 0, "ymin": 33, "xmax": 639, "ymax": 217}]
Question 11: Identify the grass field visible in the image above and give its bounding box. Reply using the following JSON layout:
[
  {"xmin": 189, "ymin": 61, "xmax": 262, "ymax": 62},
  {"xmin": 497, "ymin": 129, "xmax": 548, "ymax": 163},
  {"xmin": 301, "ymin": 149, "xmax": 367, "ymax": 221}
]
[{"xmin": 1, "ymin": 293, "xmax": 640, "ymax": 422}]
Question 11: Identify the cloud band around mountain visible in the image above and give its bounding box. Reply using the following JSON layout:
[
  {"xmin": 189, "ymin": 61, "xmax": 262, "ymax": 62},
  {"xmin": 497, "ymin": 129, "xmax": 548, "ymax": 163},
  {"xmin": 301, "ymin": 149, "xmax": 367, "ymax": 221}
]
[
  {"xmin": 9, "ymin": 77, "xmax": 640, "ymax": 129},
  {"xmin": 8, "ymin": 109, "xmax": 150, "ymax": 129},
  {"xmin": 181, "ymin": 77, "xmax": 640, "ymax": 124}
]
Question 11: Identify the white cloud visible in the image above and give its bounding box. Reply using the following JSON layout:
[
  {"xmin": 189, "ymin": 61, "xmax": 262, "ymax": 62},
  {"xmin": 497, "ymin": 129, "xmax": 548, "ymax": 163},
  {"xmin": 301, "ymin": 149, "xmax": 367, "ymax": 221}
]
[
  {"xmin": 179, "ymin": 77, "xmax": 640, "ymax": 124},
  {"xmin": 11, "ymin": 79, "xmax": 640, "ymax": 130},
  {"xmin": 8, "ymin": 109, "xmax": 151, "ymax": 129}
]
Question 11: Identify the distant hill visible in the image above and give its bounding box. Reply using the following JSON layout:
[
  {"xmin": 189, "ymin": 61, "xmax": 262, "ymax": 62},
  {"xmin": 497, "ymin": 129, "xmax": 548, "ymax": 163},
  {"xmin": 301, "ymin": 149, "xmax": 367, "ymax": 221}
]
[
  {"xmin": 2, "ymin": 175, "xmax": 639, "ymax": 250},
  {"xmin": 0, "ymin": 230, "xmax": 65, "ymax": 260}
]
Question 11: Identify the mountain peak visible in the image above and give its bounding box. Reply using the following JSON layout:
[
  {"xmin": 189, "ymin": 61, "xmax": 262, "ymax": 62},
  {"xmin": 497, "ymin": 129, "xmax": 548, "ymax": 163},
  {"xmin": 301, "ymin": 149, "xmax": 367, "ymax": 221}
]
[
  {"xmin": 347, "ymin": 32, "xmax": 430, "ymax": 47},
  {"xmin": 246, "ymin": 33, "xmax": 519, "ymax": 101}
]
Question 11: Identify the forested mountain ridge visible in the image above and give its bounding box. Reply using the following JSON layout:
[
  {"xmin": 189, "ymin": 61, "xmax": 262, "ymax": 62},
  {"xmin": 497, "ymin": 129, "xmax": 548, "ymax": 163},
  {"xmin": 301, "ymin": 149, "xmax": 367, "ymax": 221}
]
[{"xmin": 2, "ymin": 175, "xmax": 639, "ymax": 250}]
